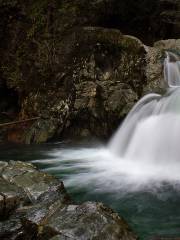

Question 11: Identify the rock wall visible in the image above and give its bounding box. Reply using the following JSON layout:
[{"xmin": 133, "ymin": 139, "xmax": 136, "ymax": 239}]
[{"xmin": 0, "ymin": 0, "xmax": 180, "ymax": 143}]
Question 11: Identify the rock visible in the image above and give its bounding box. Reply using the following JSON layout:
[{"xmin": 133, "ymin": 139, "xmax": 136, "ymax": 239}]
[
  {"xmin": 50, "ymin": 236, "xmax": 64, "ymax": 240},
  {"xmin": 61, "ymin": 27, "xmax": 145, "ymax": 138},
  {"xmin": 19, "ymin": 201, "xmax": 137, "ymax": 240},
  {"xmin": 0, "ymin": 218, "xmax": 25, "ymax": 240},
  {"xmin": 2, "ymin": 161, "xmax": 70, "ymax": 204},
  {"xmin": 1, "ymin": 0, "xmax": 179, "ymax": 143},
  {"xmin": 0, "ymin": 177, "xmax": 26, "ymax": 219},
  {"xmin": 0, "ymin": 161, "xmax": 8, "ymax": 175},
  {"xmin": 0, "ymin": 161, "xmax": 138, "ymax": 240},
  {"xmin": 2, "ymin": 160, "xmax": 37, "ymax": 183},
  {"xmin": 143, "ymin": 39, "xmax": 180, "ymax": 95},
  {"xmin": 16, "ymin": 203, "xmax": 55, "ymax": 239},
  {"xmin": 1, "ymin": 24, "xmax": 147, "ymax": 141},
  {"xmin": 18, "ymin": 201, "xmax": 64, "ymax": 239},
  {"xmin": 154, "ymin": 39, "xmax": 180, "ymax": 50},
  {"xmin": 43, "ymin": 202, "xmax": 137, "ymax": 240}
]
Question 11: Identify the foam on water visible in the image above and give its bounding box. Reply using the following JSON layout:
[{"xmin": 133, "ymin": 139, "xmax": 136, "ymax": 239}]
[{"xmin": 32, "ymin": 51, "xmax": 180, "ymax": 194}]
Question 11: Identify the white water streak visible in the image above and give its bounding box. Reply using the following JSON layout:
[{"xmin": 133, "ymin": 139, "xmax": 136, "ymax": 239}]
[{"xmin": 32, "ymin": 52, "xmax": 180, "ymax": 193}]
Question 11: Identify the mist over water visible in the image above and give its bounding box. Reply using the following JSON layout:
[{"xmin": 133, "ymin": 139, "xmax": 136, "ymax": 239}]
[
  {"xmin": 28, "ymin": 52, "xmax": 180, "ymax": 238},
  {"xmin": 107, "ymin": 51, "xmax": 180, "ymax": 188},
  {"xmin": 31, "ymin": 52, "xmax": 180, "ymax": 194},
  {"xmin": 0, "ymin": 51, "xmax": 179, "ymax": 239}
]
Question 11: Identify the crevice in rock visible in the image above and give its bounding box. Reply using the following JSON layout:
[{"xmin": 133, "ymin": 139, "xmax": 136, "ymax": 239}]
[{"xmin": 0, "ymin": 78, "xmax": 20, "ymax": 122}]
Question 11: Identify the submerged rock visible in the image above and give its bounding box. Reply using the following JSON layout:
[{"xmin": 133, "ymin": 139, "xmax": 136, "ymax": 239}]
[{"xmin": 0, "ymin": 160, "xmax": 138, "ymax": 240}]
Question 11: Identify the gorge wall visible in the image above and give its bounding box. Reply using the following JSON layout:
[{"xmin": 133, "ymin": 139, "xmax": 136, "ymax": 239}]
[{"xmin": 0, "ymin": 0, "xmax": 180, "ymax": 143}]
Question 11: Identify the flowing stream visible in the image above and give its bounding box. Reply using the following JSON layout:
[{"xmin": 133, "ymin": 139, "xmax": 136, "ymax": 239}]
[{"xmin": 1, "ymin": 52, "xmax": 180, "ymax": 239}]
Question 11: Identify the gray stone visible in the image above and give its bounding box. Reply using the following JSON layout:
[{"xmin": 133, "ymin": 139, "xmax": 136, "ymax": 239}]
[
  {"xmin": 2, "ymin": 161, "xmax": 36, "ymax": 183},
  {"xmin": 11, "ymin": 171, "xmax": 69, "ymax": 204},
  {"xmin": 1, "ymin": 161, "xmax": 69, "ymax": 204},
  {"xmin": 0, "ymin": 161, "xmax": 137, "ymax": 240},
  {"xmin": 0, "ymin": 218, "xmax": 24, "ymax": 240},
  {"xmin": 0, "ymin": 177, "xmax": 26, "ymax": 219},
  {"xmin": 0, "ymin": 161, "xmax": 8, "ymax": 175},
  {"xmin": 44, "ymin": 202, "xmax": 137, "ymax": 240}
]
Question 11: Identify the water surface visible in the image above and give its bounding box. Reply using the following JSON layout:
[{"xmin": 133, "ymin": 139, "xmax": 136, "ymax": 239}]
[{"xmin": 1, "ymin": 141, "xmax": 180, "ymax": 240}]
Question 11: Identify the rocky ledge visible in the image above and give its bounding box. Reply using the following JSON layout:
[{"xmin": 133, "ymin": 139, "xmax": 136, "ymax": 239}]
[
  {"xmin": 0, "ymin": 160, "xmax": 137, "ymax": 240},
  {"xmin": 1, "ymin": 0, "xmax": 180, "ymax": 144}
]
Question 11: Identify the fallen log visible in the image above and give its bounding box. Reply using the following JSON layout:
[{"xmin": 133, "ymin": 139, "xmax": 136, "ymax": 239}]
[{"xmin": 0, "ymin": 117, "xmax": 40, "ymax": 127}]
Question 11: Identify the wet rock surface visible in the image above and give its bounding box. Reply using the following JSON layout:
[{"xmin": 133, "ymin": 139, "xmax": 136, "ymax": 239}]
[
  {"xmin": 0, "ymin": 0, "xmax": 179, "ymax": 143},
  {"xmin": 0, "ymin": 160, "xmax": 137, "ymax": 240},
  {"xmin": 144, "ymin": 39, "xmax": 180, "ymax": 95}
]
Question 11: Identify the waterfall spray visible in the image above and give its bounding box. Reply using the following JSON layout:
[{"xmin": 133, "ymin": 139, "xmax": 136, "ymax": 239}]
[
  {"xmin": 109, "ymin": 51, "xmax": 180, "ymax": 165},
  {"xmin": 164, "ymin": 51, "xmax": 180, "ymax": 87},
  {"xmin": 33, "ymin": 51, "xmax": 180, "ymax": 192},
  {"xmin": 25, "ymin": 51, "xmax": 180, "ymax": 239}
]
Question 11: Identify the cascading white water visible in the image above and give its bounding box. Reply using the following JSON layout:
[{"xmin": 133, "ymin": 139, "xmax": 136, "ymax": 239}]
[
  {"xmin": 164, "ymin": 52, "xmax": 180, "ymax": 87},
  {"xmin": 32, "ymin": 51, "xmax": 180, "ymax": 194},
  {"xmin": 109, "ymin": 51, "xmax": 180, "ymax": 167},
  {"xmin": 26, "ymin": 52, "xmax": 180, "ymax": 238}
]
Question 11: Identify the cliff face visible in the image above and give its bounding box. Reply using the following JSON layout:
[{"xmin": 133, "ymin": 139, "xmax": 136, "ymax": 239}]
[{"xmin": 0, "ymin": 0, "xmax": 180, "ymax": 143}]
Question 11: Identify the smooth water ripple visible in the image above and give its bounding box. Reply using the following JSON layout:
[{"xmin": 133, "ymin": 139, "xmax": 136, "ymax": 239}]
[
  {"xmin": 1, "ymin": 142, "xmax": 180, "ymax": 239},
  {"xmin": 1, "ymin": 52, "xmax": 180, "ymax": 239}
]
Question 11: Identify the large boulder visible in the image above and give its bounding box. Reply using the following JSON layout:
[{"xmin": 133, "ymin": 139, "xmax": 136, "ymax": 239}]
[
  {"xmin": 0, "ymin": 0, "xmax": 180, "ymax": 143},
  {"xmin": 1, "ymin": 160, "xmax": 70, "ymax": 204},
  {"xmin": 60, "ymin": 27, "xmax": 146, "ymax": 138},
  {"xmin": 0, "ymin": 160, "xmax": 138, "ymax": 240},
  {"xmin": 1, "ymin": 25, "xmax": 147, "ymax": 142}
]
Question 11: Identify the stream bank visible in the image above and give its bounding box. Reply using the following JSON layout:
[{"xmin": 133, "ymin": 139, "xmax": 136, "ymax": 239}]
[{"xmin": 0, "ymin": 159, "xmax": 137, "ymax": 240}]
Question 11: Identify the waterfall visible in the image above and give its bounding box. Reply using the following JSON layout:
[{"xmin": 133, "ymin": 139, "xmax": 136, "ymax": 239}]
[
  {"xmin": 109, "ymin": 51, "xmax": 180, "ymax": 165},
  {"xmin": 31, "ymin": 51, "xmax": 180, "ymax": 194},
  {"xmin": 164, "ymin": 52, "xmax": 180, "ymax": 87}
]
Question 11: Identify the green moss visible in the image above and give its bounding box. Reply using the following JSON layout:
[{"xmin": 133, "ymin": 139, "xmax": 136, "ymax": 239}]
[{"xmin": 26, "ymin": 1, "xmax": 49, "ymax": 38}]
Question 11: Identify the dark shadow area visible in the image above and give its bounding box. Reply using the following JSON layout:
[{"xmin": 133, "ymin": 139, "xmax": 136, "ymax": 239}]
[
  {"xmin": 0, "ymin": 78, "xmax": 20, "ymax": 121},
  {"xmin": 97, "ymin": 0, "xmax": 180, "ymax": 45}
]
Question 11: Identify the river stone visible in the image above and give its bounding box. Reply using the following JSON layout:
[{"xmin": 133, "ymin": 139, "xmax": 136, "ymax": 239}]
[
  {"xmin": 15, "ymin": 195, "xmax": 138, "ymax": 240},
  {"xmin": 0, "ymin": 177, "xmax": 26, "ymax": 219},
  {"xmin": 0, "ymin": 161, "xmax": 137, "ymax": 239},
  {"xmin": 10, "ymin": 170, "xmax": 69, "ymax": 204},
  {"xmin": 18, "ymin": 200, "xmax": 74, "ymax": 239},
  {"xmin": 2, "ymin": 160, "xmax": 37, "ymax": 183},
  {"xmin": 1, "ymin": 160, "xmax": 69, "ymax": 204},
  {"xmin": 0, "ymin": 161, "xmax": 8, "ymax": 175},
  {"xmin": 15, "ymin": 203, "xmax": 53, "ymax": 239},
  {"xmin": 0, "ymin": 217, "xmax": 24, "ymax": 240},
  {"xmin": 43, "ymin": 202, "xmax": 137, "ymax": 240}
]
